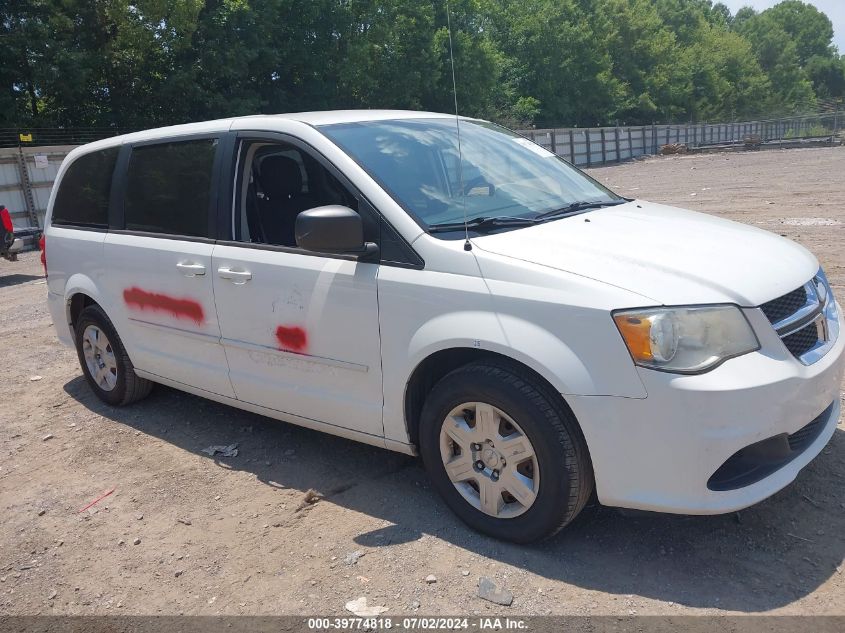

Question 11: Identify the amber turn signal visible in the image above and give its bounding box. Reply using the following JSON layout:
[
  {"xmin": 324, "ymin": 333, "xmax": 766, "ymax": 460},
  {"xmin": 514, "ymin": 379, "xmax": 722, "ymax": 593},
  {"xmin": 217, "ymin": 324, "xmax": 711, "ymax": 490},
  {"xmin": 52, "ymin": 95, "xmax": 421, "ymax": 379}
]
[{"xmin": 613, "ymin": 314, "xmax": 655, "ymax": 361}]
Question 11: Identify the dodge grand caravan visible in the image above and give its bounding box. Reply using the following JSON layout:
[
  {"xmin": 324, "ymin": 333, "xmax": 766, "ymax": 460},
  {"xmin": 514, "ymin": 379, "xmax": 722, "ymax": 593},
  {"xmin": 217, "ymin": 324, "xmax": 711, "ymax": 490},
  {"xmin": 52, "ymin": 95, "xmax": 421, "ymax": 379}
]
[{"xmin": 45, "ymin": 111, "xmax": 844, "ymax": 542}]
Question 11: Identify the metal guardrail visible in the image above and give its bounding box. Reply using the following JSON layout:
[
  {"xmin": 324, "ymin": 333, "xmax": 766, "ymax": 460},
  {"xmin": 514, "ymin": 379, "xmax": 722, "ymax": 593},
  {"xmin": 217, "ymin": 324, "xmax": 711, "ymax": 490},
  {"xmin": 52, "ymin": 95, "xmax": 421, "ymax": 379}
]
[{"xmin": 517, "ymin": 112, "xmax": 842, "ymax": 167}]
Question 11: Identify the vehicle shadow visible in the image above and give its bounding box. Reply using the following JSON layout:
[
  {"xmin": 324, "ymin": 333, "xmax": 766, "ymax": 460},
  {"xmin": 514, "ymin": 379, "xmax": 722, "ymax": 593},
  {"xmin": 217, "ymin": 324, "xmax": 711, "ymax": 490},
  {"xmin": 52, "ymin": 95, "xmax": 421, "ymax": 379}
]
[
  {"xmin": 64, "ymin": 376, "xmax": 845, "ymax": 613},
  {"xmin": 0, "ymin": 273, "xmax": 42, "ymax": 288}
]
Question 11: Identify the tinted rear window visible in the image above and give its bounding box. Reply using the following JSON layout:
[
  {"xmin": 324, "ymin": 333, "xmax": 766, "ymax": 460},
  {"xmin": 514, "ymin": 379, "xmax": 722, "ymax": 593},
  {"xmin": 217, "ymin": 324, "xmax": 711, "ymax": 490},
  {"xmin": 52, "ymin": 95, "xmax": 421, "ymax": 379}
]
[
  {"xmin": 124, "ymin": 139, "xmax": 217, "ymax": 237},
  {"xmin": 52, "ymin": 147, "xmax": 119, "ymax": 227}
]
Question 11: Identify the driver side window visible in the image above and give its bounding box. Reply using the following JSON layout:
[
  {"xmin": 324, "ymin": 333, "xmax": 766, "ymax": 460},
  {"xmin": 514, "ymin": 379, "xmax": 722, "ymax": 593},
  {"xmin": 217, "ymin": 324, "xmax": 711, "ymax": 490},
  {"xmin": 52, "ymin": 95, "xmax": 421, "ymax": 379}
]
[{"xmin": 234, "ymin": 141, "xmax": 359, "ymax": 248}]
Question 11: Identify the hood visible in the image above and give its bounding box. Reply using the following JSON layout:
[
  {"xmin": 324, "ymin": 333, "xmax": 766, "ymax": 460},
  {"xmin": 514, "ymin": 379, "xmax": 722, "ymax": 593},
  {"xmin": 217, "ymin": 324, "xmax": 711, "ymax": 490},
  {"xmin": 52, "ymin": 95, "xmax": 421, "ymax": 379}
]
[{"xmin": 472, "ymin": 200, "xmax": 818, "ymax": 306}]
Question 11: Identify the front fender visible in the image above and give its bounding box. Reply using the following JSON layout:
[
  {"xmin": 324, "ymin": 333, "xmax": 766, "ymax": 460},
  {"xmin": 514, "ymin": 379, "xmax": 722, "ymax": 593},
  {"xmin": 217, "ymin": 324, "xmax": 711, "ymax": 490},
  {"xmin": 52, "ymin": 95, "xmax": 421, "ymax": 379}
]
[{"xmin": 406, "ymin": 310, "xmax": 597, "ymax": 397}]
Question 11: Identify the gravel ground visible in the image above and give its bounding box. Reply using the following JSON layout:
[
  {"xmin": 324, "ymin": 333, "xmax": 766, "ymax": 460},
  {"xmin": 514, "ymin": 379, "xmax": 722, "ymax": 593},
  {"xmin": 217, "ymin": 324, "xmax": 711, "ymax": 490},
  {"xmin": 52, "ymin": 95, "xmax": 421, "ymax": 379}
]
[{"xmin": 1, "ymin": 146, "xmax": 844, "ymax": 616}]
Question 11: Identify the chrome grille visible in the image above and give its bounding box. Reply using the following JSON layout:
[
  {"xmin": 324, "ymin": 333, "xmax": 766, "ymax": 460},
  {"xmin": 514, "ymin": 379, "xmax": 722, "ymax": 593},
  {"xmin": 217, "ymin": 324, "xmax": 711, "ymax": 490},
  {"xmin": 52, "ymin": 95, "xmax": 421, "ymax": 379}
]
[
  {"xmin": 759, "ymin": 271, "xmax": 839, "ymax": 366},
  {"xmin": 782, "ymin": 323, "xmax": 820, "ymax": 357},
  {"xmin": 760, "ymin": 286, "xmax": 807, "ymax": 324}
]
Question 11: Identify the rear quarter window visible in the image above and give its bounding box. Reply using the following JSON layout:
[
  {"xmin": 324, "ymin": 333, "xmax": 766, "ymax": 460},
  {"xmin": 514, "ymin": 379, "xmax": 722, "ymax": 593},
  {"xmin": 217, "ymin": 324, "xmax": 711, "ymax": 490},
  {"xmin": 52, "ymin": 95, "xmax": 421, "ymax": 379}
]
[
  {"xmin": 51, "ymin": 147, "xmax": 119, "ymax": 227},
  {"xmin": 124, "ymin": 138, "xmax": 217, "ymax": 237}
]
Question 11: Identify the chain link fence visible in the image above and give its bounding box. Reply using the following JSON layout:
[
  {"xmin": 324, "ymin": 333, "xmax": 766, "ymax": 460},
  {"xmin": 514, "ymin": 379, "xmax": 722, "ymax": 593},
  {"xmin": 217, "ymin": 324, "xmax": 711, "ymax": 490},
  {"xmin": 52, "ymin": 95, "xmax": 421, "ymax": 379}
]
[{"xmin": 0, "ymin": 127, "xmax": 131, "ymax": 149}]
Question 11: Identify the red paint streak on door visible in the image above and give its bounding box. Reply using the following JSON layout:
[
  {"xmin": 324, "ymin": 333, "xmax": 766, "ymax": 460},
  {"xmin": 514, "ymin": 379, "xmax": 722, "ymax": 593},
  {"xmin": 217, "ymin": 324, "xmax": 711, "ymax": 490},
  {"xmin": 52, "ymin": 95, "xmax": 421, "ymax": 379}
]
[
  {"xmin": 123, "ymin": 287, "xmax": 205, "ymax": 325},
  {"xmin": 275, "ymin": 326, "xmax": 308, "ymax": 353}
]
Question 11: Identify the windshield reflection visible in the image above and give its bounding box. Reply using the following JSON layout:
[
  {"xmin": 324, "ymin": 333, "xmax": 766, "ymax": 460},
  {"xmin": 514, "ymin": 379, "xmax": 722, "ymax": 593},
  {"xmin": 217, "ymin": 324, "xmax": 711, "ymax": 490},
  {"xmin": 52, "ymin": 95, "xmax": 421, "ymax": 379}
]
[{"xmin": 320, "ymin": 118, "xmax": 619, "ymax": 230}]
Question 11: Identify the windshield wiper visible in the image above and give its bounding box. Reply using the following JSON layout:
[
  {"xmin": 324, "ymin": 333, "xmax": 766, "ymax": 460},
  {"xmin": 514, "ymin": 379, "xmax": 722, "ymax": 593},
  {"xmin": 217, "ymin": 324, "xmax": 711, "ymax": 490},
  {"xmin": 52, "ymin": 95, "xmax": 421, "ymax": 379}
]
[
  {"xmin": 534, "ymin": 198, "xmax": 627, "ymax": 222},
  {"xmin": 428, "ymin": 199, "xmax": 628, "ymax": 233},
  {"xmin": 428, "ymin": 216, "xmax": 537, "ymax": 234}
]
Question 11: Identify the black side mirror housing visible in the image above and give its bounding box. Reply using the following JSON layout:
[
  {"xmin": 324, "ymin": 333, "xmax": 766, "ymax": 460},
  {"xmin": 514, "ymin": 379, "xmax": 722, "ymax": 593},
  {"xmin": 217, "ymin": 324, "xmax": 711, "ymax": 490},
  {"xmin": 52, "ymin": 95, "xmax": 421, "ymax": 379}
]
[{"xmin": 295, "ymin": 206, "xmax": 378, "ymax": 257}]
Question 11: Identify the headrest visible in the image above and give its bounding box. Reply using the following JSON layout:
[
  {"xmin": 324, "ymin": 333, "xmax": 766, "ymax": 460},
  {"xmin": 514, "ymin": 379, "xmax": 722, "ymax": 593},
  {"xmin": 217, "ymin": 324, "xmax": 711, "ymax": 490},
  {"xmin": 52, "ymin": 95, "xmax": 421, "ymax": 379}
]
[{"xmin": 260, "ymin": 155, "xmax": 303, "ymax": 199}]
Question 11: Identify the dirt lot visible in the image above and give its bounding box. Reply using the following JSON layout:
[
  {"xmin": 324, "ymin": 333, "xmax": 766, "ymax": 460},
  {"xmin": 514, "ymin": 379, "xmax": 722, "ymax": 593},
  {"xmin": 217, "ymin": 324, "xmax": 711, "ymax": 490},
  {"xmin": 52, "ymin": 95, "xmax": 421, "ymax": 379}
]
[{"xmin": 1, "ymin": 147, "xmax": 844, "ymax": 617}]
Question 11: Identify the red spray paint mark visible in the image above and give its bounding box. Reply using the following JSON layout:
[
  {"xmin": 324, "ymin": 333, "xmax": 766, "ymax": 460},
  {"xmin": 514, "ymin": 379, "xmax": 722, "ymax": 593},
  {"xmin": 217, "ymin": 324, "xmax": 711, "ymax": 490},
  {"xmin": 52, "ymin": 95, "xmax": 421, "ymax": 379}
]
[
  {"xmin": 276, "ymin": 325, "xmax": 308, "ymax": 353},
  {"xmin": 123, "ymin": 287, "xmax": 205, "ymax": 325}
]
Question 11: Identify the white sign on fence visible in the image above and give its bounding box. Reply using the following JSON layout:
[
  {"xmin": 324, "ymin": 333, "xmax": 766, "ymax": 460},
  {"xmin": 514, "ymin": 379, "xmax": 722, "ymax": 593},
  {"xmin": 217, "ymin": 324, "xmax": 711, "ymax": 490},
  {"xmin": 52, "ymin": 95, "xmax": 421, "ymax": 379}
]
[{"xmin": 34, "ymin": 154, "xmax": 49, "ymax": 169}]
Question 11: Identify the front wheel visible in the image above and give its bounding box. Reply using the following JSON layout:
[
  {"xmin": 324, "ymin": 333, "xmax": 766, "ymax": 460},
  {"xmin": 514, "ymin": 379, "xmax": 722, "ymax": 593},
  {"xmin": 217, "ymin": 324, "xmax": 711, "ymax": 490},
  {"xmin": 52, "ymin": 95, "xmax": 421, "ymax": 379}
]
[{"xmin": 419, "ymin": 361, "xmax": 593, "ymax": 542}]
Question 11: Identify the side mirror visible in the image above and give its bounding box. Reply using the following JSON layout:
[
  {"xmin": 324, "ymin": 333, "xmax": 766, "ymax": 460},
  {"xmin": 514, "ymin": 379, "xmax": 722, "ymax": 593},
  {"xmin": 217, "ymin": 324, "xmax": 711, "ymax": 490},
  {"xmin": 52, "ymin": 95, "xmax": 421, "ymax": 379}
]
[{"xmin": 295, "ymin": 206, "xmax": 378, "ymax": 257}]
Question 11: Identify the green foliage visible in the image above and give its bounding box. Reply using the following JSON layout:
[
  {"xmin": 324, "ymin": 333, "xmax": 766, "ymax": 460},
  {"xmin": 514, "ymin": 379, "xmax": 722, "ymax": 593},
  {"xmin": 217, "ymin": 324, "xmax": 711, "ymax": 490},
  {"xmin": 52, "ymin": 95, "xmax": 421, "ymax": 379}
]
[
  {"xmin": 732, "ymin": 4, "xmax": 818, "ymax": 114},
  {"xmin": 682, "ymin": 25, "xmax": 771, "ymax": 121},
  {"xmin": 762, "ymin": 0, "xmax": 834, "ymax": 65},
  {"xmin": 1, "ymin": 0, "xmax": 842, "ymax": 129},
  {"xmin": 805, "ymin": 55, "xmax": 845, "ymax": 99},
  {"xmin": 491, "ymin": 0, "xmax": 619, "ymax": 126},
  {"xmin": 806, "ymin": 123, "xmax": 832, "ymax": 136},
  {"xmin": 595, "ymin": 0, "xmax": 688, "ymax": 124}
]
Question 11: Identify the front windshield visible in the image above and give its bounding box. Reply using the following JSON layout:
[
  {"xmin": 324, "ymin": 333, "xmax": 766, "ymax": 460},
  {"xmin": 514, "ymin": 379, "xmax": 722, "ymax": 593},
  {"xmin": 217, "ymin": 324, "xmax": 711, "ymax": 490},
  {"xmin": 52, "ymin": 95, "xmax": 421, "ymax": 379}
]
[{"xmin": 319, "ymin": 117, "xmax": 620, "ymax": 230}]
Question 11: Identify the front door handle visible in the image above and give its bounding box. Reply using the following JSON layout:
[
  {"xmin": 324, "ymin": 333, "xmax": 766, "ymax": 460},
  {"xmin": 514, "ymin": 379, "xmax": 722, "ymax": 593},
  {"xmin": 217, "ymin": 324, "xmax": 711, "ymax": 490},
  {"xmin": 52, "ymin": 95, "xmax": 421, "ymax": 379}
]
[
  {"xmin": 176, "ymin": 261, "xmax": 206, "ymax": 277},
  {"xmin": 218, "ymin": 267, "xmax": 252, "ymax": 284}
]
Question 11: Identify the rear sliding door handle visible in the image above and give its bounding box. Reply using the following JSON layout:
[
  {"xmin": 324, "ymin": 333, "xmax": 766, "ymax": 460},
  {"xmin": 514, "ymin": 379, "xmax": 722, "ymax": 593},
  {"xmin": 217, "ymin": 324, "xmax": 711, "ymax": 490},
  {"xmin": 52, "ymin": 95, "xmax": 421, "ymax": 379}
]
[
  {"xmin": 176, "ymin": 261, "xmax": 206, "ymax": 277},
  {"xmin": 217, "ymin": 267, "xmax": 252, "ymax": 284}
]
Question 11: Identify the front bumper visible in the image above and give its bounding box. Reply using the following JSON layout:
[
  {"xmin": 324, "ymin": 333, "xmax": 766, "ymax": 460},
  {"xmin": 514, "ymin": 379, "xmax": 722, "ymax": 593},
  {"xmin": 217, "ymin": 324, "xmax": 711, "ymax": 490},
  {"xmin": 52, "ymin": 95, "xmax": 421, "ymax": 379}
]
[{"xmin": 568, "ymin": 304, "xmax": 845, "ymax": 514}]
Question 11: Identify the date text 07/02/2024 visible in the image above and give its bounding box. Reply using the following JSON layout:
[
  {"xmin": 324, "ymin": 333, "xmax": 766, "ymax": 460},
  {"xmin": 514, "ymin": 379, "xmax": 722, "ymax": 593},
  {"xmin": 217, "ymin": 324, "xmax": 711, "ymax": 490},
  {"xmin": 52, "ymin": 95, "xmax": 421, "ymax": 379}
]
[{"xmin": 307, "ymin": 617, "xmax": 528, "ymax": 630}]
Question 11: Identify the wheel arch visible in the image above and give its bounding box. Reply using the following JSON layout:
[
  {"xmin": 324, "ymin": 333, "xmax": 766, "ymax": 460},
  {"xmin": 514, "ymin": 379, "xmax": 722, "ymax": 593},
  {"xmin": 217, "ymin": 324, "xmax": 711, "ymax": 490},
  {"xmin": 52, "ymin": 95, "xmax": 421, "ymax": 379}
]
[
  {"xmin": 64, "ymin": 274, "xmax": 107, "ymax": 338},
  {"xmin": 69, "ymin": 293, "xmax": 100, "ymax": 330},
  {"xmin": 403, "ymin": 347, "xmax": 583, "ymax": 448}
]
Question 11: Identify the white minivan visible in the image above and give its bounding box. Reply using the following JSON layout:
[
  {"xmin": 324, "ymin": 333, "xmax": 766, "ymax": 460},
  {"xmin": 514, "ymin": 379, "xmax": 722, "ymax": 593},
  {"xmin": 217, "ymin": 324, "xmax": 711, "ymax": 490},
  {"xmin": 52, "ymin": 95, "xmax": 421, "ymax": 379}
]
[{"xmin": 45, "ymin": 111, "xmax": 844, "ymax": 542}]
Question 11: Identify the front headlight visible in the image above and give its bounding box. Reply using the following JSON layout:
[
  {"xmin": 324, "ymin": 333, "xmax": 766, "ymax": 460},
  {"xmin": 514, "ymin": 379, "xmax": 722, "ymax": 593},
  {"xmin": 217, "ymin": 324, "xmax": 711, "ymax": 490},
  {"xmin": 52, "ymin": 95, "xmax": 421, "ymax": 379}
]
[{"xmin": 612, "ymin": 305, "xmax": 760, "ymax": 374}]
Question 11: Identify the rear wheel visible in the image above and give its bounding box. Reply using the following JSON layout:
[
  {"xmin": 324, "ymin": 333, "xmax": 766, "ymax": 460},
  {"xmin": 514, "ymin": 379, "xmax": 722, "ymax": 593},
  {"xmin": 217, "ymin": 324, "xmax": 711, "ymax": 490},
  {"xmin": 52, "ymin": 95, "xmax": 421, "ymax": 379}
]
[
  {"xmin": 74, "ymin": 305, "xmax": 153, "ymax": 406},
  {"xmin": 419, "ymin": 360, "xmax": 593, "ymax": 542}
]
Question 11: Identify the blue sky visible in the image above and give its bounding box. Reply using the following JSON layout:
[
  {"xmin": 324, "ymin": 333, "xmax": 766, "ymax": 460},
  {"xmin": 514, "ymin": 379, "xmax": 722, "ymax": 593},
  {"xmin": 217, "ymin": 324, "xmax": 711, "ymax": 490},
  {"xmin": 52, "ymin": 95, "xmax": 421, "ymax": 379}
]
[{"xmin": 720, "ymin": 1, "xmax": 844, "ymax": 52}]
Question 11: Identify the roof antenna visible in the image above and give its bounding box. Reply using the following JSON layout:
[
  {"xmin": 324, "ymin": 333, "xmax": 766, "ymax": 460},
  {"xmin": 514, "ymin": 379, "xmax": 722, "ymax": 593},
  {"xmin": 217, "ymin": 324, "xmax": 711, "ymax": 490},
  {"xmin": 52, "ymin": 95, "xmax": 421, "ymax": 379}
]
[{"xmin": 445, "ymin": 0, "xmax": 471, "ymax": 252}]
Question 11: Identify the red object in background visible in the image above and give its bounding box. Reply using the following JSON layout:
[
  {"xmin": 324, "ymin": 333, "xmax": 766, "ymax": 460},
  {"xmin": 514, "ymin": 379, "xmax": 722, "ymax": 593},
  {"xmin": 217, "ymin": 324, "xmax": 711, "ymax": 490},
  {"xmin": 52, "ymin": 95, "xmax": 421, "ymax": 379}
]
[
  {"xmin": 0, "ymin": 206, "xmax": 12, "ymax": 232},
  {"xmin": 123, "ymin": 286, "xmax": 205, "ymax": 324},
  {"xmin": 39, "ymin": 233, "xmax": 47, "ymax": 276},
  {"xmin": 276, "ymin": 325, "xmax": 308, "ymax": 353}
]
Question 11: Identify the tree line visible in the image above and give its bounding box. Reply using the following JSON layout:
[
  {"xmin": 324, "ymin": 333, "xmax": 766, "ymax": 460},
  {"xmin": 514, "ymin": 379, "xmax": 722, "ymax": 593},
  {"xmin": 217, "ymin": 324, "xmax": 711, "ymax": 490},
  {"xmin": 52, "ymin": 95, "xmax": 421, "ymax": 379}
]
[{"xmin": 2, "ymin": 0, "xmax": 844, "ymax": 131}]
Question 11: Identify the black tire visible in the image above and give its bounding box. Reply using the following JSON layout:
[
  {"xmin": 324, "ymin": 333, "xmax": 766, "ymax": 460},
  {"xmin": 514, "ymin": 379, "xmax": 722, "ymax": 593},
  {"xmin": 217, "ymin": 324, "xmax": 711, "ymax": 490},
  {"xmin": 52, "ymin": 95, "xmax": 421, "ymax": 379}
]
[
  {"xmin": 419, "ymin": 360, "xmax": 593, "ymax": 543},
  {"xmin": 74, "ymin": 304, "xmax": 153, "ymax": 406}
]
